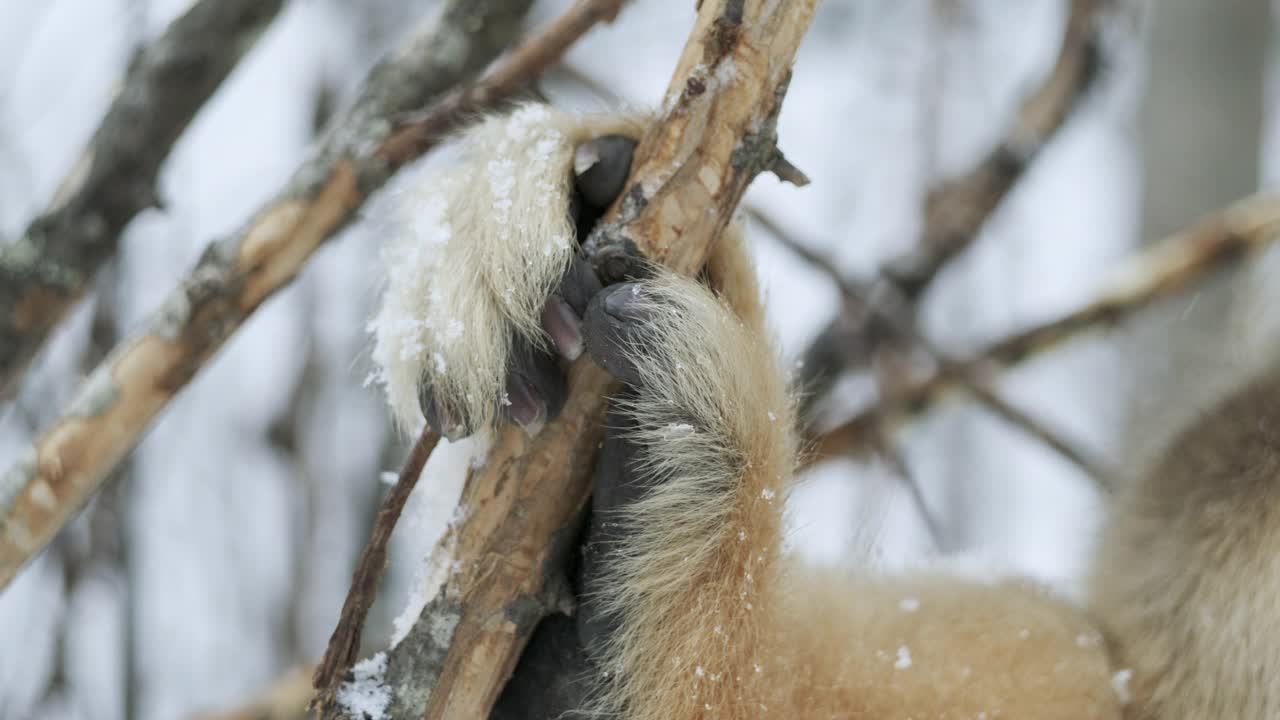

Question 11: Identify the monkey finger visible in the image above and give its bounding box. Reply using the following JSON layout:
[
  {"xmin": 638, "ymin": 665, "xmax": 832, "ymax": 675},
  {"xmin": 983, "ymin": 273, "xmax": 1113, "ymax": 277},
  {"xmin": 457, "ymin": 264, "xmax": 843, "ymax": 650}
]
[
  {"xmin": 542, "ymin": 251, "xmax": 604, "ymax": 362},
  {"xmin": 558, "ymin": 251, "xmax": 604, "ymax": 316},
  {"xmin": 417, "ymin": 382, "xmax": 469, "ymax": 441},
  {"xmin": 503, "ymin": 334, "xmax": 568, "ymax": 437},
  {"xmin": 577, "ymin": 404, "xmax": 642, "ymax": 663},
  {"xmin": 582, "ymin": 282, "xmax": 654, "ymax": 387},
  {"xmin": 574, "ymin": 134, "xmax": 638, "ymax": 211}
]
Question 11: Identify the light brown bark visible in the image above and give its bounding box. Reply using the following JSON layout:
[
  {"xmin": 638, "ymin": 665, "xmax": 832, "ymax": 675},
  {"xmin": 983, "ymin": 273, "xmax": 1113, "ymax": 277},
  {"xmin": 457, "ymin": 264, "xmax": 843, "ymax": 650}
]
[{"xmin": 374, "ymin": 1, "xmax": 819, "ymax": 718}]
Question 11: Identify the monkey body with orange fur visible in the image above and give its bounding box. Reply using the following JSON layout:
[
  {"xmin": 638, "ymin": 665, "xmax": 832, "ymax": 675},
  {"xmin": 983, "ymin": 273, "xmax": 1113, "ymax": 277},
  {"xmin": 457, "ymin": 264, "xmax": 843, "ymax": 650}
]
[{"xmin": 369, "ymin": 104, "xmax": 1280, "ymax": 719}]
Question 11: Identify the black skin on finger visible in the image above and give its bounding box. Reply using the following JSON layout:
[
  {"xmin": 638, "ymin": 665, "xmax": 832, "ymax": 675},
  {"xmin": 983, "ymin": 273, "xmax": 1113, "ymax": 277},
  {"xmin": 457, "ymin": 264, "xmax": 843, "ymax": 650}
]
[
  {"xmin": 557, "ymin": 252, "xmax": 604, "ymax": 318},
  {"xmin": 504, "ymin": 334, "xmax": 568, "ymax": 436},
  {"xmin": 417, "ymin": 135, "xmax": 641, "ymax": 441},
  {"xmin": 502, "ymin": 134, "xmax": 639, "ymax": 430},
  {"xmin": 576, "ymin": 403, "xmax": 645, "ymax": 664},
  {"xmin": 418, "ymin": 383, "xmax": 467, "ymax": 440},
  {"xmin": 581, "ymin": 282, "xmax": 651, "ymax": 387},
  {"xmin": 574, "ymin": 135, "xmax": 638, "ymax": 219},
  {"xmin": 542, "ymin": 253, "xmax": 602, "ymax": 363}
]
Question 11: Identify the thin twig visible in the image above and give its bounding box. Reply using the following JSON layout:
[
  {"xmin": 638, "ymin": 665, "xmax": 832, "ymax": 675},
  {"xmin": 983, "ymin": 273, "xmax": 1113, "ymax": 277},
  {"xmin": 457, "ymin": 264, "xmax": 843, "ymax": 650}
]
[
  {"xmin": 311, "ymin": 427, "xmax": 440, "ymax": 711},
  {"xmin": 750, "ymin": 207, "xmax": 1111, "ymax": 489},
  {"xmin": 0, "ymin": 0, "xmax": 285, "ymax": 401},
  {"xmin": 868, "ymin": 427, "xmax": 946, "ymax": 552},
  {"xmin": 809, "ymin": 192, "xmax": 1280, "ymax": 464},
  {"xmin": 796, "ymin": 0, "xmax": 1103, "ymax": 413},
  {"xmin": 883, "ymin": 0, "xmax": 1101, "ymax": 296},
  {"xmin": 0, "ymin": 0, "xmax": 542, "ymax": 591},
  {"xmin": 334, "ymin": 1, "xmax": 641, "ymax": 715}
]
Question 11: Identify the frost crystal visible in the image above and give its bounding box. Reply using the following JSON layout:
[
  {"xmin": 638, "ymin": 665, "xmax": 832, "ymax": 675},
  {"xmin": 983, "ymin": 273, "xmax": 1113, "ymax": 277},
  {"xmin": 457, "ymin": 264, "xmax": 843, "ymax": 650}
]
[
  {"xmin": 667, "ymin": 422, "xmax": 695, "ymax": 438},
  {"xmin": 898, "ymin": 597, "xmax": 919, "ymax": 613},
  {"xmin": 1112, "ymin": 669, "xmax": 1133, "ymax": 704},
  {"xmin": 337, "ymin": 652, "xmax": 391, "ymax": 720},
  {"xmin": 761, "ymin": 488, "xmax": 776, "ymax": 501},
  {"xmin": 894, "ymin": 646, "xmax": 912, "ymax": 669}
]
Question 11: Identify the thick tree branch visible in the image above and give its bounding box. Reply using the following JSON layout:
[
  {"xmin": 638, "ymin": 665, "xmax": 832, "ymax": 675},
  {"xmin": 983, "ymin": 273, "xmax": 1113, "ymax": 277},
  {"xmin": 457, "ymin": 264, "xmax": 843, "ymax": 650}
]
[
  {"xmin": 368, "ymin": 2, "xmax": 818, "ymax": 718},
  {"xmin": 0, "ymin": 0, "xmax": 542, "ymax": 591},
  {"xmin": 808, "ymin": 192, "xmax": 1280, "ymax": 464},
  {"xmin": 0, "ymin": 0, "xmax": 285, "ymax": 401},
  {"xmin": 797, "ymin": 0, "xmax": 1103, "ymax": 416}
]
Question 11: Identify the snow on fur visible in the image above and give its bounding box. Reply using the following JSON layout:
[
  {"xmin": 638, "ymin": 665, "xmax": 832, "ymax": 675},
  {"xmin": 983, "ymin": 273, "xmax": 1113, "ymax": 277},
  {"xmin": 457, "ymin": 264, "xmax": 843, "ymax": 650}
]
[{"xmin": 367, "ymin": 104, "xmax": 644, "ymax": 433}]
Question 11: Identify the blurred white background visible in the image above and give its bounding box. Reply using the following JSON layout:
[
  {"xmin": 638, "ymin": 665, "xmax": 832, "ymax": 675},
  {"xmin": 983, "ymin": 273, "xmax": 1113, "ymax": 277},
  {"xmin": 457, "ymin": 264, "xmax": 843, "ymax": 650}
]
[{"xmin": 1, "ymin": 0, "xmax": 1277, "ymax": 717}]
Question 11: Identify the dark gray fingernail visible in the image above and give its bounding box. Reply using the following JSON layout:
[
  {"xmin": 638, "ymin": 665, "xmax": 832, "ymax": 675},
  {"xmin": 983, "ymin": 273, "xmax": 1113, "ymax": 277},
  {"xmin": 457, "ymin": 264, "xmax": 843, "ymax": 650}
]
[
  {"xmin": 506, "ymin": 377, "xmax": 547, "ymax": 437},
  {"xmin": 574, "ymin": 135, "xmax": 638, "ymax": 209},
  {"xmin": 583, "ymin": 286, "xmax": 647, "ymax": 386},
  {"xmin": 560, "ymin": 253, "xmax": 603, "ymax": 316},
  {"xmin": 602, "ymin": 283, "xmax": 649, "ymax": 322},
  {"xmin": 542, "ymin": 296, "xmax": 584, "ymax": 361},
  {"xmin": 420, "ymin": 386, "xmax": 468, "ymax": 440}
]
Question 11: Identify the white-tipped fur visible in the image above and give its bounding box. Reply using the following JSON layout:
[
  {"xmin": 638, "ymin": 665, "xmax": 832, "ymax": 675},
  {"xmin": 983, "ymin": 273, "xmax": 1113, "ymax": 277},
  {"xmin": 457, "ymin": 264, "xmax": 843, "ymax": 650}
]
[
  {"xmin": 368, "ymin": 105, "xmax": 645, "ymax": 432},
  {"xmin": 584, "ymin": 227, "xmax": 797, "ymax": 719}
]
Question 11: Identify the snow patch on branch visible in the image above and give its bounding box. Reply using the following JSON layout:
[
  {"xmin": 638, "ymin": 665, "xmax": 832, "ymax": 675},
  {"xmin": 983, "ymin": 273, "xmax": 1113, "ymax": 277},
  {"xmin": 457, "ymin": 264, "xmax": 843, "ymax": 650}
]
[{"xmin": 337, "ymin": 652, "xmax": 391, "ymax": 719}]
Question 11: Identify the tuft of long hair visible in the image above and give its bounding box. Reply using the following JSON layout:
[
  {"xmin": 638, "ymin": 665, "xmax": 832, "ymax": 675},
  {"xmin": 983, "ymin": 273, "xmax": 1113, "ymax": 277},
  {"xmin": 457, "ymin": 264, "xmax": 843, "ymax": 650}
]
[
  {"xmin": 367, "ymin": 104, "xmax": 645, "ymax": 433},
  {"xmin": 582, "ymin": 227, "xmax": 800, "ymax": 719}
]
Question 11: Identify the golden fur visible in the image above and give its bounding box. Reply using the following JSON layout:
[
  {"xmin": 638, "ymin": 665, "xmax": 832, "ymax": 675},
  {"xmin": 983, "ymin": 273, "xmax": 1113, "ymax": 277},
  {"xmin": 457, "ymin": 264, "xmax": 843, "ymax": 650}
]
[{"xmin": 372, "ymin": 104, "xmax": 1280, "ymax": 718}]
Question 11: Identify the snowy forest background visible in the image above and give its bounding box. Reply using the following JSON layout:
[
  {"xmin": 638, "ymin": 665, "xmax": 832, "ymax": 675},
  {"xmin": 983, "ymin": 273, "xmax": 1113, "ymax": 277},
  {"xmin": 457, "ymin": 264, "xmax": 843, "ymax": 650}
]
[{"xmin": 2, "ymin": 0, "xmax": 1279, "ymax": 717}]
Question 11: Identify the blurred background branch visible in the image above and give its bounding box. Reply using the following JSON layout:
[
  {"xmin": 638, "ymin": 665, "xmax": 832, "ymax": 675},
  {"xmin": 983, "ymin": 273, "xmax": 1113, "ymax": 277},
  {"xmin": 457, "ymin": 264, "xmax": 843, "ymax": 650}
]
[
  {"xmin": 809, "ymin": 192, "xmax": 1280, "ymax": 465},
  {"xmin": 795, "ymin": 0, "xmax": 1104, "ymax": 424},
  {"xmin": 0, "ymin": 0, "xmax": 538, "ymax": 592},
  {"xmin": 3, "ymin": 0, "xmax": 1280, "ymax": 718},
  {"xmin": 0, "ymin": 0, "xmax": 285, "ymax": 402}
]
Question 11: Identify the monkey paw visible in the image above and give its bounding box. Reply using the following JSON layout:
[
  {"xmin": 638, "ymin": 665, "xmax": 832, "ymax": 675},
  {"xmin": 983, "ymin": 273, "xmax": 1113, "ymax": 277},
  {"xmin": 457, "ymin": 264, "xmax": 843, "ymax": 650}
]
[{"xmin": 367, "ymin": 104, "xmax": 644, "ymax": 440}]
